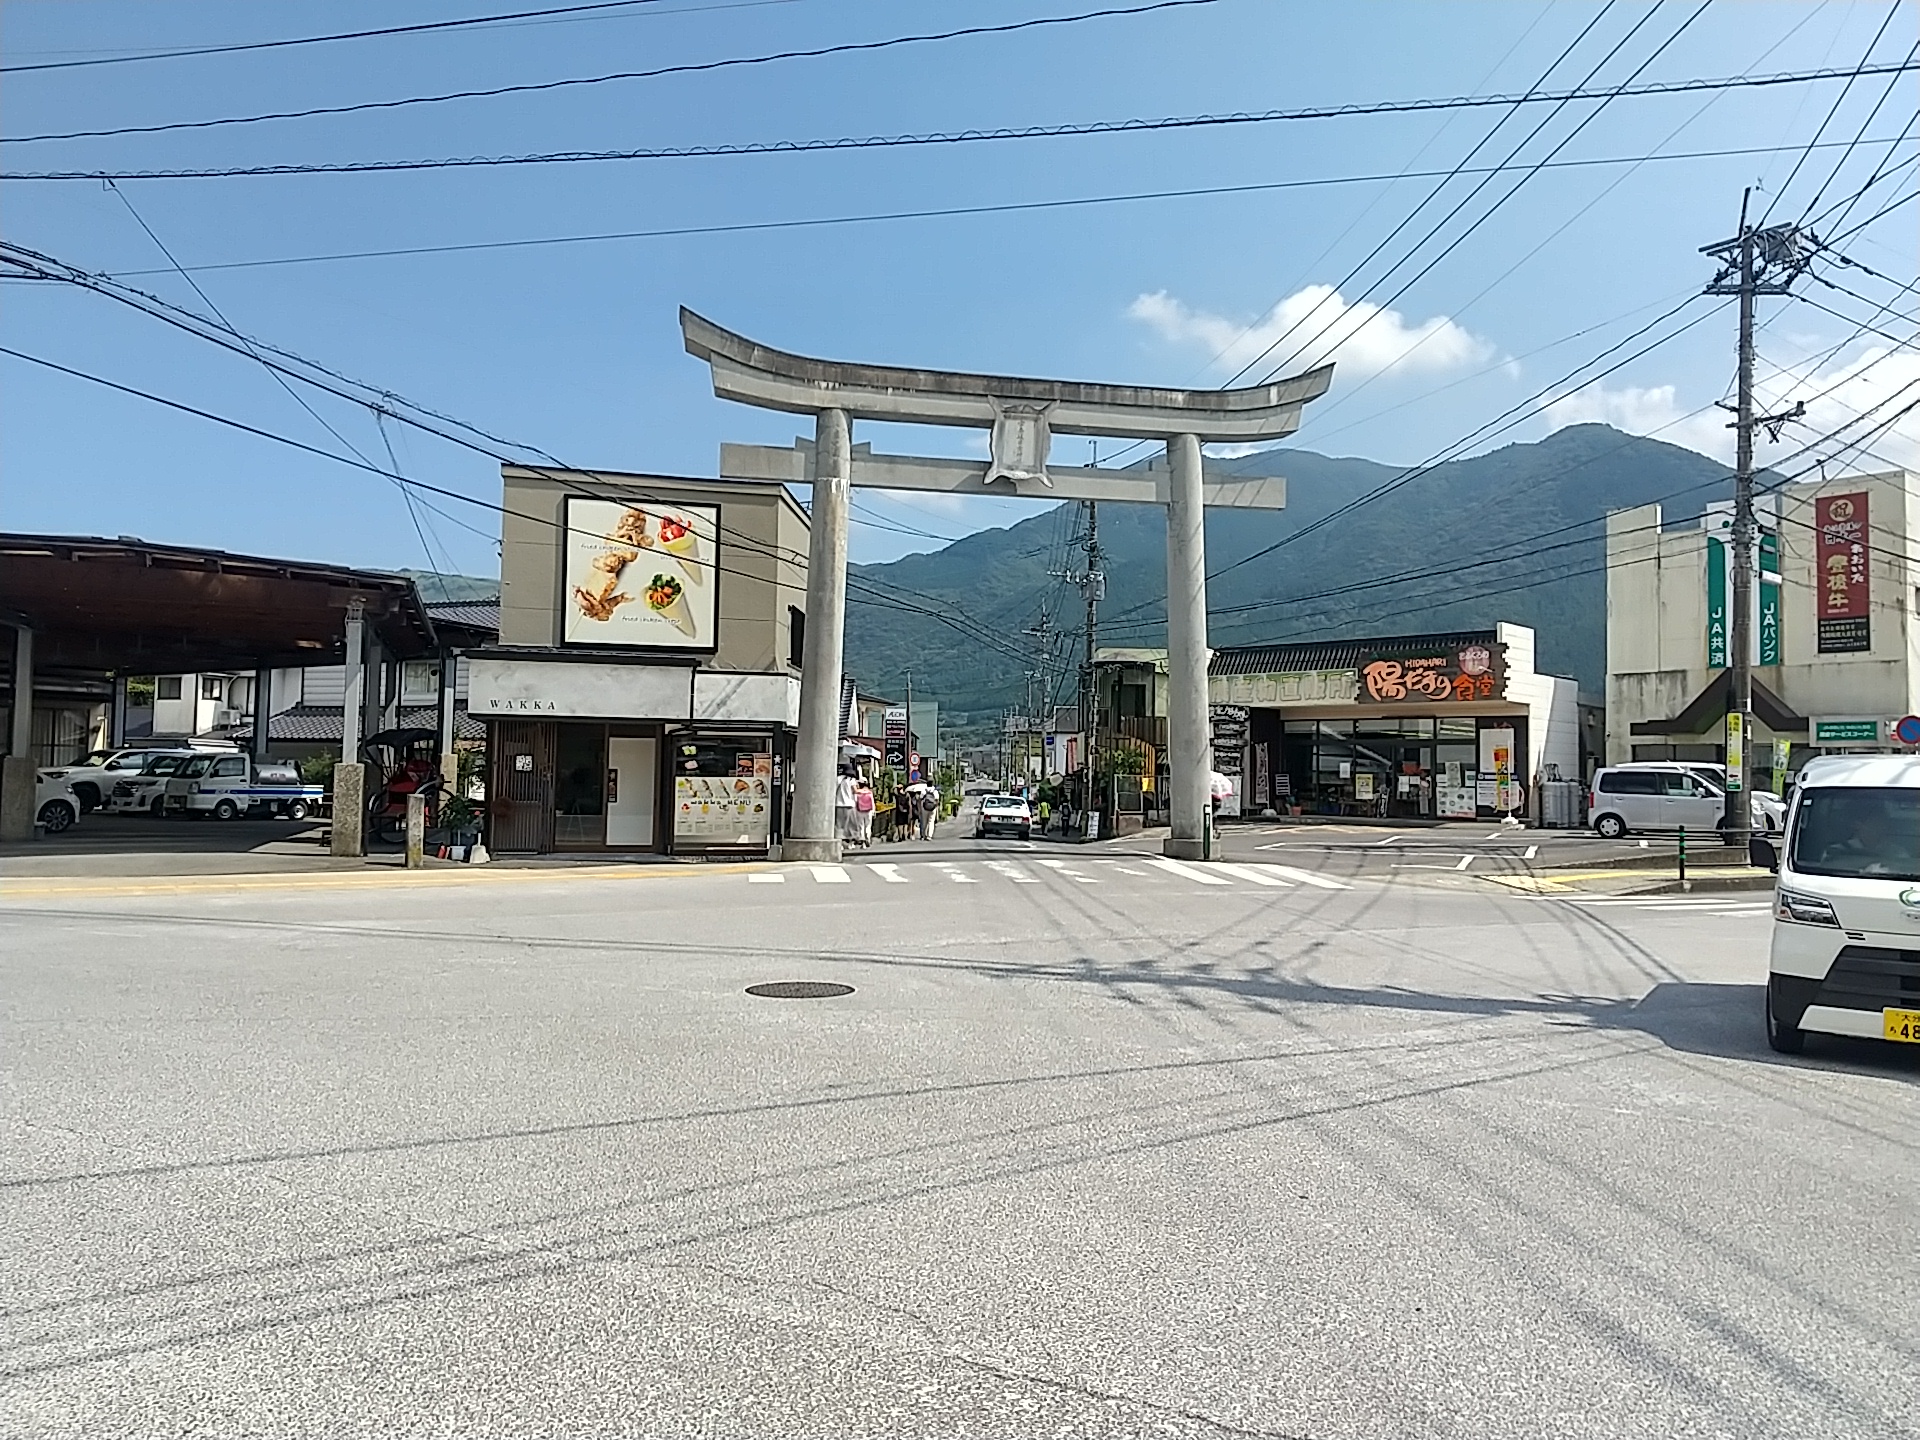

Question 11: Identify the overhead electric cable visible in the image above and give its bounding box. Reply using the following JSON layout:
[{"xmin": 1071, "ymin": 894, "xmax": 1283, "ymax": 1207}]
[
  {"xmin": 11, "ymin": 60, "xmax": 1916, "ymax": 181},
  {"xmin": 6, "ymin": 0, "xmax": 1230, "ymax": 143}
]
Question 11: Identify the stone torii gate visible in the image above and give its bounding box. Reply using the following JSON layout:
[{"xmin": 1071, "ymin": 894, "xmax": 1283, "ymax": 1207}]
[{"xmin": 681, "ymin": 308, "xmax": 1333, "ymax": 861}]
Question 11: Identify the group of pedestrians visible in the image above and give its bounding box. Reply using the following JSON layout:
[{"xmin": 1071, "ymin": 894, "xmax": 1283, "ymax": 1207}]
[{"xmin": 834, "ymin": 766, "xmax": 941, "ymax": 848}]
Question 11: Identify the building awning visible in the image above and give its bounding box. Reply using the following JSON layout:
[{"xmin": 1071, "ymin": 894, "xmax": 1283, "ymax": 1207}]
[
  {"xmin": 264, "ymin": 703, "xmax": 485, "ymax": 744},
  {"xmin": 1210, "ymin": 629, "xmax": 1501, "ymax": 676},
  {"xmin": 1629, "ymin": 671, "xmax": 1807, "ymax": 735}
]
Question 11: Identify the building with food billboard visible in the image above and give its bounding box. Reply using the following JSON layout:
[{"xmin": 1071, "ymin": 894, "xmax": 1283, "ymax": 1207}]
[
  {"xmin": 1605, "ymin": 467, "xmax": 1920, "ymax": 786},
  {"xmin": 469, "ymin": 466, "xmax": 808, "ymax": 856}
]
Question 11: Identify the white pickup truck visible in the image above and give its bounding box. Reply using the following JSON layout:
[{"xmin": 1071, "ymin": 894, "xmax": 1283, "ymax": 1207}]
[{"xmin": 163, "ymin": 753, "xmax": 323, "ymax": 820}]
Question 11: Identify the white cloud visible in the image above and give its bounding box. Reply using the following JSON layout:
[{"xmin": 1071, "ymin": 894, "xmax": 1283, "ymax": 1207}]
[
  {"xmin": 1127, "ymin": 284, "xmax": 1498, "ymax": 382},
  {"xmin": 1544, "ymin": 342, "xmax": 1920, "ymax": 472}
]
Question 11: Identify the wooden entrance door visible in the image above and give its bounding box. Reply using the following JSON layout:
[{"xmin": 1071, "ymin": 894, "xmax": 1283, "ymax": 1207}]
[{"xmin": 489, "ymin": 720, "xmax": 556, "ymax": 853}]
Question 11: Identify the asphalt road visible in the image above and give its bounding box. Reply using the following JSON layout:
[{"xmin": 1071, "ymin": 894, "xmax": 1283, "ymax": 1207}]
[{"xmin": 3, "ymin": 846, "xmax": 1915, "ymax": 1438}]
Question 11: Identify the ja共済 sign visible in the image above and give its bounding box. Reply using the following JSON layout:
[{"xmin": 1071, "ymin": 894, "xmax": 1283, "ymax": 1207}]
[{"xmin": 1357, "ymin": 642, "xmax": 1506, "ymax": 705}]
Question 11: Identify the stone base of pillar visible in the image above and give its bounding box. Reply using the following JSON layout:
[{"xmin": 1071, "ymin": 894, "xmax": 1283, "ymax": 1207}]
[
  {"xmin": 330, "ymin": 762, "xmax": 367, "ymax": 858},
  {"xmin": 1162, "ymin": 836, "xmax": 1206, "ymax": 860},
  {"xmin": 780, "ymin": 837, "xmax": 842, "ymax": 863},
  {"xmin": 0, "ymin": 755, "xmax": 36, "ymax": 842}
]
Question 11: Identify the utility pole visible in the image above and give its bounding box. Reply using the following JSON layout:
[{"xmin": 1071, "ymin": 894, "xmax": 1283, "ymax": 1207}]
[
  {"xmin": 1702, "ymin": 190, "xmax": 1813, "ymax": 851},
  {"xmin": 903, "ymin": 667, "xmax": 913, "ymax": 779},
  {"xmin": 1079, "ymin": 497, "xmax": 1103, "ymax": 836}
]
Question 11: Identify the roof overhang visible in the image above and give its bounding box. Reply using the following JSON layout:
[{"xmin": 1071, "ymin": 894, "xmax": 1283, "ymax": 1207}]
[
  {"xmin": 682, "ymin": 308, "xmax": 1334, "ymax": 441},
  {"xmin": 1628, "ymin": 670, "xmax": 1807, "ymax": 735},
  {"xmin": 0, "ymin": 533, "xmax": 437, "ymax": 676}
]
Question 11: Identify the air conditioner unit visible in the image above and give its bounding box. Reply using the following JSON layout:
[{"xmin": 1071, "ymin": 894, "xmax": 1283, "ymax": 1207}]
[{"xmin": 213, "ymin": 707, "xmax": 244, "ymax": 728}]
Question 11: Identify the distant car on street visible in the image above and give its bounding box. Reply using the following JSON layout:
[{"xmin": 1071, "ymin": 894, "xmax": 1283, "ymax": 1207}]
[
  {"xmin": 974, "ymin": 793, "xmax": 1033, "ymax": 840},
  {"xmin": 1589, "ymin": 762, "xmax": 1781, "ymax": 840}
]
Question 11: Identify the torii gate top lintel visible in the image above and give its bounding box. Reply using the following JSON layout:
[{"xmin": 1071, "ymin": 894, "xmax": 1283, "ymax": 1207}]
[{"xmin": 680, "ymin": 307, "xmax": 1333, "ymax": 442}]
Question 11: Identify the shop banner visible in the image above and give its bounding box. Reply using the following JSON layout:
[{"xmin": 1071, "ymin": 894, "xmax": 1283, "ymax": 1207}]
[
  {"xmin": 1815, "ymin": 491, "xmax": 1871, "ymax": 653},
  {"xmin": 1705, "ymin": 536, "xmax": 1728, "ymax": 669},
  {"xmin": 1356, "ymin": 641, "xmax": 1505, "ymax": 705},
  {"xmin": 1209, "ymin": 705, "xmax": 1247, "ymax": 818},
  {"xmin": 1758, "ymin": 530, "xmax": 1781, "ymax": 666},
  {"xmin": 1724, "ymin": 712, "xmax": 1744, "ymax": 791},
  {"xmin": 1771, "ymin": 738, "xmax": 1789, "ymax": 796},
  {"xmin": 563, "ymin": 497, "xmax": 720, "ymax": 651}
]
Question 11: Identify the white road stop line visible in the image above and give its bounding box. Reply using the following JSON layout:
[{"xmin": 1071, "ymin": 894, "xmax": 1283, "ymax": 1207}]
[
  {"xmin": 870, "ymin": 864, "xmax": 908, "ymax": 883},
  {"xmin": 747, "ymin": 873, "xmax": 786, "ymax": 884},
  {"xmin": 1254, "ymin": 864, "xmax": 1349, "ymax": 890}
]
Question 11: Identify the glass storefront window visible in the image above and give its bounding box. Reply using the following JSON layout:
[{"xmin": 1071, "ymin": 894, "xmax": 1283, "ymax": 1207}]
[{"xmin": 671, "ymin": 733, "xmax": 774, "ymax": 848}]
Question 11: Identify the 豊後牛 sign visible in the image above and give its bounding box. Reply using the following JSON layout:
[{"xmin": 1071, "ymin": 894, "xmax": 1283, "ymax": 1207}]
[{"xmin": 1814, "ymin": 491, "xmax": 1871, "ymax": 654}]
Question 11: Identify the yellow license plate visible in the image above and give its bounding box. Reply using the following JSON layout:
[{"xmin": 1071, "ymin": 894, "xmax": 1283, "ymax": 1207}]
[{"xmin": 1883, "ymin": 1008, "xmax": 1920, "ymax": 1043}]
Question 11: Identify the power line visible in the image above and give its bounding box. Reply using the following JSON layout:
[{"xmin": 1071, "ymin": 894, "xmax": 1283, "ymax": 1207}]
[
  {"xmin": 1755, "ymin": 4, "xmax": 1906, "ymax": 225},
  {"xmin": 7, "ymin": 0, "xmax": 1229, "ymax": 142},
  {"xmin": 13, "ymin": 59, "xmax": 1918, "ymax": 181},
  {"xmin": 86, "ymin": 138, "xmax": 1897, "ymax": 280},
  {"xmin": 0, "ymin": 0, "xmax": 744, "ymax": 74}
]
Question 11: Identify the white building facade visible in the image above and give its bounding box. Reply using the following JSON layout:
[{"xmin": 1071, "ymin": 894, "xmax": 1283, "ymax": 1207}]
[{"xmin": 1606, "ymin": 467, "xmax": 1920, "ymax": 781}]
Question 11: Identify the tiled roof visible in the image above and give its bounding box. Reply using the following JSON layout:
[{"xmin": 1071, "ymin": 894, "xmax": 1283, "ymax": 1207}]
[
  {"xmin": 265, "ymin": 704, "xmax": 485, "ymax": 744},
  {"xmin": 425, "ymin": 600, "xmax": 499, "ymax": 635},
  {"xmin": 1209, "ymin": 629, "xmax": 1501, "ymax": 676}
]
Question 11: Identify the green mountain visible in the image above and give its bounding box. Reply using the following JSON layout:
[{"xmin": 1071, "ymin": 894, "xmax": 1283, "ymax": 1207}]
[
  {"xmin": 399, "ymin": 569, "xmax": 500, "ymax": 604},
  {"xmin": 846, "ymin": 424, "xmax": 1737, "ymax": 732}
]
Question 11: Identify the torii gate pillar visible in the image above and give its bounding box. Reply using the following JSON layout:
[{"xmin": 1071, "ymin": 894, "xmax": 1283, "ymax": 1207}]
[{"xmin": 682, "ymin": 309, "xmax": 1333, "ymax": 862}]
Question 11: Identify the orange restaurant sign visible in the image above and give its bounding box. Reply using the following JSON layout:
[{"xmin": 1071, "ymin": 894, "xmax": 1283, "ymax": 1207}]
[{"xmin": 1357, "ymin": 643, "xmax": 1505, "ymax": 705}]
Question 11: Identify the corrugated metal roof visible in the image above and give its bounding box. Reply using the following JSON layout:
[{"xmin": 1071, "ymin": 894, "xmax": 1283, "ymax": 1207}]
[
  {"xmin": 266, "ymin": 704, "xmax": 485, "ymax": 743},
  {"xmin": 1209, "ymin": 629, "xmax": 1500, "ymax": 676}
]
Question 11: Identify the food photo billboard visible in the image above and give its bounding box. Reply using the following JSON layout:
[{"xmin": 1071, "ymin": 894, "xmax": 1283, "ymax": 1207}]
[{"xmin": 562, "ymin": 497, "xmax": 720, "ymax": 651}]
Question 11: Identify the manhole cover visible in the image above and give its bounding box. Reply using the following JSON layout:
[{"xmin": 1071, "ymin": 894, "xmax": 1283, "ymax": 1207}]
[{"xmin": 745, "ymin": 981, "xmax": 855, "ymax": 1000}]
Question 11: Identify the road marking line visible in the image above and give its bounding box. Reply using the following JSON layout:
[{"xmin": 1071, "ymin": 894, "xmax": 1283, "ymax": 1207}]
[
  {"xmin": 986, "ymin": 861, "xmax": 1037, "ymax": 884},
  {"xmin": 1144, "ymin": 857, "xmax": 1231, "ymax": 886},
  {"xmin": 1205, "ymin": 862, "xmax": 1293, "ymax": 887},
  {"xmin": 1256, "ymin": 864, "xmax": 1350, "ymax": 890},
  {"xmin": 809, "ymin": 866, "xmax": 851, "ymax": 884},
  {"xmin": 869, "ymin": 863, "xmax": 908, "ymax": 884},
  {"xmin": 938, "ymin": 867, "xmax": 978, "ymax": 883},
  {"xmin": 1454, "ymin": 854, "xmax": 1474, "ymax": 871},
  {"xmin": 1035, "ymin": 858, "xmax": 1068, "ymax": 868},
  {"xmin": 747, "ymin": 873, "xmax": 786, "ymax": 884},
  {"xmin": 1523, "ymin": 845, "xmax": 1538, "ymax": 859},
  {"xmin": 1112, "ymin": 866, "xmax": 1145, "ymax": 876},
  {"xmin": 1371, "ymin": 835, "xmax": 1401, "ymax": 846}
]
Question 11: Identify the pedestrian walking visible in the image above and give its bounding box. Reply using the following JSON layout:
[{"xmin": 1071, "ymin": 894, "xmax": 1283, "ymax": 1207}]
[
  {"xmin": 1036, "ymin": 796, "xmax": 1051, "ymax": 834},
  {"xmin": 853, "ymin": 778, "xmax": 876, "ymax": 848},
  {"xmin": 834, "ymin": 766, "xmax": 857, "ymax": 844},
  {"xmin": 917, "ymin": 785, "xmax": 940, "ymax": 841}
]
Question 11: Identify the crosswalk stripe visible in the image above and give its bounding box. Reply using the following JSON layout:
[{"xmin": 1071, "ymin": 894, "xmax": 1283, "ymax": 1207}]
[
  {"xmin": 747, "ymin": 872, "xmax": 786, "ymax": 884},
  {"xmin": 938, "ymin": 867, "xmax": 978, "ymax": 883},
  {"xmin": 870, "ymin": 863, "xmax": 908, "ymax": 884},
  {"xmin": 1204, "ymin": 862, "xmax": 1294, "ymax": 888},
  {"xmin": 1144, "ymin": 857, "xmax": 1231, "ymax": 886},
  {"xmin": 809, "ymin": 866, "xmax": 850, "ymax": 884},
  {"xmin": 1256, "ymin": 864, "xmax": 1350, "ymax": 890},
  {"xmin": 986, "ymin": 861, "xmax": 1038, "ymax": 884}
]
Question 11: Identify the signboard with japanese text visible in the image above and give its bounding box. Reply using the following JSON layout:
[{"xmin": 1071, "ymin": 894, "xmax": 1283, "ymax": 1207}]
[
  {"xmin": 1356, "ymin": 641, "xmax": 1506, "ymax": 705},
  {"xmin": 1706, "ymin": 535, "xmax": 1728, "ymax": 669},
  {"xmin": 1209, "ymin": 705, "xmax": 1247, "ymax": 818},
  {"xmin": 1815, "ymin": 491, "xmax": 1871, "ymax": 653},
  {"xmin": 884, "ymin": 706, "xmax": 908, "ymax": 768},
  {"xmin": 1724, "ymin": 712, "xmax": 1744, "ymax": 791},
  {"xmin": 1758, "ymin": 529, "xmax": 1782, "ymax": 666}
]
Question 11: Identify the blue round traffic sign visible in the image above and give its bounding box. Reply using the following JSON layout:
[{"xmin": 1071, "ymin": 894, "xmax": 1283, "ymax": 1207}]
[{"xmin": 1896, "ymin": 715, "xmax": 1920, "ymax": 746}]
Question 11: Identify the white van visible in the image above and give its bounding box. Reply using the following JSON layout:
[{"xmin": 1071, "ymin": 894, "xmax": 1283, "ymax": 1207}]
[
  {"xmin": 1589, "ymin": 764, "xmax": 1730, "ymax": 839},
  {"xmin": 1751, "ymin": 753, "xmax": 1920, "ymax": 1054}
]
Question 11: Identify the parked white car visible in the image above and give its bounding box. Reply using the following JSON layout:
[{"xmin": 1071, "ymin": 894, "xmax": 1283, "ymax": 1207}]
[
  {"xmin": 33, "ymin": 771, "xmax": 82, "ymax": 833},
  {"xmin": 1609, "ymin": 761, "xmax": 1784, "ymax": 833},
  {"xmin": 36, "ymin": 747, "xmax": 193, "ymax": 814},
  {"xmin": 1589, "ymin": 763, "xmax": 1781, "ymax": 839},
  {"xmin": 104, "ymin": 750, "xmax": 202, "ymax": 815}
]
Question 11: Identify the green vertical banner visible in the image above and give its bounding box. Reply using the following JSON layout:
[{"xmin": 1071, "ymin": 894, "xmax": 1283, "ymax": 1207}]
[
  {"xmin": 1706, "ymin": 535, "xmax": 1728, "ymax": 669},
  {"xmin": 1758, "ymin": 529, "xmax": 1781, "ymax": 666},
  {"xmin": 1771, "ymin": 738, "xmax": 1789, "ymax": 797},
  {"xmin": 1725, "ymin": 712, "xmax": 1744, "ymax": 791}
]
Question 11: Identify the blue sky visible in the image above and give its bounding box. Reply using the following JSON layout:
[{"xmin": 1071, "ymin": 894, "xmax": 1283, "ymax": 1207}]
[{"xmin": 3, "ymin": 0, "xmax": 1914, "ymax": 575}]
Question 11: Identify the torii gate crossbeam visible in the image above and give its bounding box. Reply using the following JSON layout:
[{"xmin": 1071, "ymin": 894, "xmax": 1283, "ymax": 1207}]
[{"xmin": 681, "ymin": 308, "xmax": 1333, "ymax": 861}]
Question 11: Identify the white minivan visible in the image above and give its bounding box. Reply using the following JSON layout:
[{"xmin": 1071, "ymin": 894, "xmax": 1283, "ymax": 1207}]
[
  {"xmin": 1588, "ymin": 764, "xmax": 1730, "ymax": 839},
  {"xmin": 1751, "ymin": 752, "xmax": 1920, "ymax": 1054}
]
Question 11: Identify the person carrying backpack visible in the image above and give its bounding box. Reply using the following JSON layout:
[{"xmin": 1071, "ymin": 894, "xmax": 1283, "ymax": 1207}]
[{"xmin": 852, "ymin": 777, "xmax": 876, "ymax": 848}]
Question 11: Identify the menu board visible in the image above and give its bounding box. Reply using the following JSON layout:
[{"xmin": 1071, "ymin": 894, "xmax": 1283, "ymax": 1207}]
[{"xmin": 673, "ymin": 753, "xmax": 772, "ymax": 846}]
